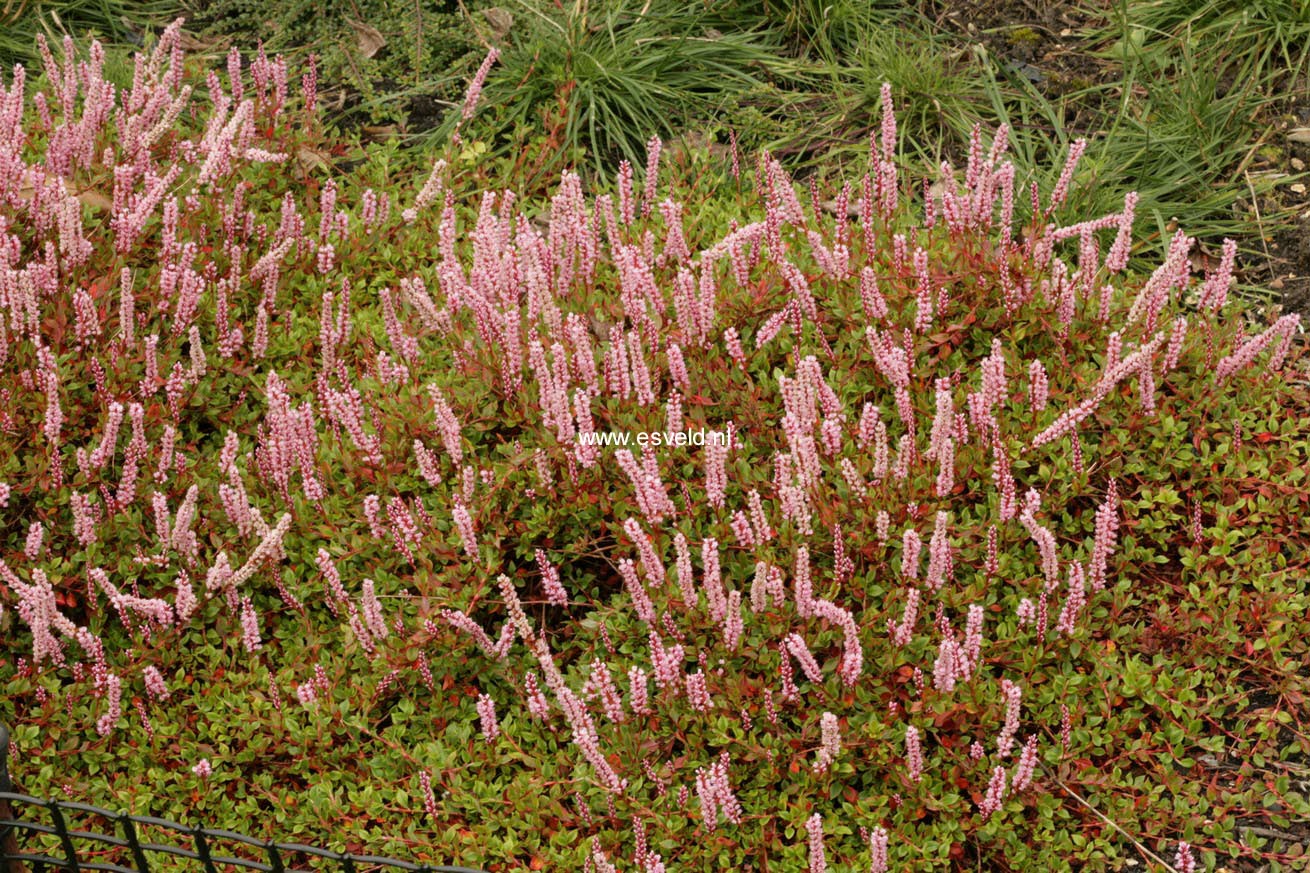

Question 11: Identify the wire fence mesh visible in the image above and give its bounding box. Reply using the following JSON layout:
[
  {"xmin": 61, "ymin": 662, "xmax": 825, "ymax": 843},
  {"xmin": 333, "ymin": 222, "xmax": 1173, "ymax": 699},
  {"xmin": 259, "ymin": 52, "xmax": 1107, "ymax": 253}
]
[{"xmin": 0, "ymin": 724, "xmax": 488, "ymax": 873}]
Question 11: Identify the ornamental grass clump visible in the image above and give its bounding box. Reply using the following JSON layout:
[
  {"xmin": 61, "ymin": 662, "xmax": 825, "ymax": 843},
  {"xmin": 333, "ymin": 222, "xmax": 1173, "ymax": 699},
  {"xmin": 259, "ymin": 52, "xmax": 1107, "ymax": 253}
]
[{"xmin": 0, "ymin": 22, "xmax": 1305, "ymax": 871}]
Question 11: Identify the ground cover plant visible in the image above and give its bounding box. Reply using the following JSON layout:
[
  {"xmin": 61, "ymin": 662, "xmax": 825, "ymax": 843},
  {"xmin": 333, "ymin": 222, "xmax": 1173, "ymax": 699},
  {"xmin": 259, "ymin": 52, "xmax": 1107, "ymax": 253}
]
[{"xmin": 2, "ymin": 19, "xmax": 1310, "ymax": 872}]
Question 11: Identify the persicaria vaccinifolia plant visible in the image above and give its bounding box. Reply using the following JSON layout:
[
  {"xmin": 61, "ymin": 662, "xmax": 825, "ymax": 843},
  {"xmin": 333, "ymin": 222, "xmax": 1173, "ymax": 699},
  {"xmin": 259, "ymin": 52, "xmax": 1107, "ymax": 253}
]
[{"xmin": 0, "ymin": 20, "xmax": 1304, "ymax": 870}]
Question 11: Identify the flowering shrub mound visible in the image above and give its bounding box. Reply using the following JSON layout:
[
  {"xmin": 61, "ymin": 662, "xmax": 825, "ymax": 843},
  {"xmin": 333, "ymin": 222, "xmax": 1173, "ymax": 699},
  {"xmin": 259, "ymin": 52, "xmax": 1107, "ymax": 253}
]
[{"xmin": 2, "ymin": 22, "xmax": 1308, "ymax": 872}]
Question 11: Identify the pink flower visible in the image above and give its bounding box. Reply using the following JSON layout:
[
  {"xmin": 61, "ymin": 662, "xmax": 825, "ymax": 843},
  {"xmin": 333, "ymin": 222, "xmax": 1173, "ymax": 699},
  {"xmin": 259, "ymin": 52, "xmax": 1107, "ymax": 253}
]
[
  {"xmin": 785, "ymin": 633, "xmax": 824, "ymax": 686},
  {"xmin": 901, "ymin": 529, "xmax": 922, "ymax": 581},
  {"xmin": 695, "ymin": 751, "xmax": 742, "ymax": 832},
  {"xmin": 666, "ymin": 343, "xmax": 691, "ymax": 391},
  {"xmin": 878, "ymin": 82, "xmax": 897, "ymax": 161},
  {"xmin": 704, "ymin": 434, "xmax": 728, "ymax": 509},
  {"xmin": 702, "ymin": 538, "xmax": 726, "ymax": 622},
  {"xmin": 997, "ymin": 679, "xmax": 1023, "ymax": 756},
  {"xmin": 619, "ymin": 559, "xmax": 654, "ymax": 622},
  {"xmin": 451, "ymin": 501, "xmax": 478, "ymax": 560},
  {"xmin": 192, "ymin": 758, "xmax": 212, "ymax": 778},
  {"xmin": 961, "ymin": 604, "xmax": 984, "ymax": 680},
  {"xmin": 617, "ymin": 160, "xmax": 636, "ymax": 226},
  {"xmin": 1016, "ymin": 598, "xmax": 1035, "ymax": 628},
  {"xmin": 978, "ymin": 765, "xmax": 1008, "ymax": 817},
  {"xmin": 730, "ymin": 510, "xmax": 757, "ymax": 548},
  {"xmin": 536, "ymin": 550, "xmax": 568, "ymax": 606},
  {"xmin": 860, "ymin": 267, "xmax": 887, "ymax": 322},
  {"xmin": 685, "ymin": 670, "xmax": 713, "ymax": 711},
  {"xmin": 649, "ymin": 631, "xmax": 683, "ymax": 693},
  {"xmin": 806, "ymin": 814, "xmax": 827, "ymax": 873},
  {"xmin": 905, "ymin": 726, "xmax": 923, "ymax": 783},
  {"xmin": 239, "ymin": 597, "xmax": 262, "ymax": 652},
  {"xmin": 813, "ymin": 711, "xmax": 841, "ymax": 772},
  {"xmin": 925, "ymin": 512, "xmax": 953, "ymax": 590},
  {"xmin": 461, "ymin": 48, "xmax": 499, "ymax": 121},
  {"xmin": 747, "ymin": 490, "xmax": 774, "ymax": 542},
  {"xmin": 1175, "ymin": 842, "xmax": 1196, "ymax": 873},
  {"xmin": 174, "ymin": 572, "xmax": 197, "ymax": 624},
  {"xmin": 418, "ymin": 771, "xmax": 439, "ymax": 818},
  {"xmin": 442, "ymin": 609, "xmax": 507, "ymax": 661},
  {"xmin": 889, "ymin": 588, "xmax": 919, "ymax": 648},
  {"xmin": 476, "ymin": 693, "xmax": 500, "ymax": 741},
  {"xmin": 722, "ymin": 590, "xmax": 744, "ymax": 651},
  {"xmin": 523, "ymin": 672, "xmax": 551, "ymax": 719},
  {"xmin": 1020, "ymin": 497, "xmax": 1061, "ymax": 590},
  {"xmin": 1089, "ymin": 479, "xmax": 1120, "ymax": 591},
  {"xmin": 671, "ymin": 532, "xmax": 696, "ymax": 604},
  {"xmin": 623, "ymin": 518, "xmax": 665, "ymax": 586},
  {"xmin": 643, "ymin": 136, "xmax": 662, "ymax": 219},
  {"xmin": 932, "ymin": 637, "xmax": 958, "ymax": 693},
  {"xmin": 1197, "ymin": 238, "xmax": 1235, "ymax": 310},
  {"xmin": 1028, "ymin": 359, "xmax": 1049, "ymax": 412},
  {"xmin": 723, "ymin": 327, "xmax": 746, "ymax": 368},
  {"xmin": 614, "ymin": 449, "xmax": 677, "ymax": 524},
  {"xmin": 24, "ymin": 522, "xmax": 44, "ymax": 560},
  {"xmin": 143, "ymin": 666, "xmax": 170, "ymax": 701},
  {"xmin": 360, "ymin": 579, "xmax": 389, "ymax": 641},
  {"xmin": 794, "ymin": 545, "xmax": 814, "ymax": 617},
  {"xmin": 1105, "ymin": 191, "xmax": 1137, "ymax": 273},
  {"xmin": 1012, "ymin": 735, "xmax": 1039, "ymax": 792},
  {"xmin": 627, "ymin": 666, "xmax": 650, "ymax": 715},
  {"xmin": 385, "ymin": 497, "xmax": 421, "ymax": 563},
  {"xmin": 587, "ymin": 660, "xmax": 626, "ymax": 723},
  {"xmin": 935, "ymin": 434, "xmax": 955, "ymax": 497},
  {"xmin": 1216, "ymin": 314, "xmax": 1301, "ymax": 382},
  {"xmin": 96, "ymin": 672, "xmax": 122, "ymax": 736},
  {"xmin": 868, "ymin": 826, "xmax": 890, "ymax": 873},
  {"xmin": 1048, "ymin": 138, "xmax": 1086, "ymax": 213},
  {"xmin": 1055, "ymin": 562, "xmax": 1086, "ymax": 636}
]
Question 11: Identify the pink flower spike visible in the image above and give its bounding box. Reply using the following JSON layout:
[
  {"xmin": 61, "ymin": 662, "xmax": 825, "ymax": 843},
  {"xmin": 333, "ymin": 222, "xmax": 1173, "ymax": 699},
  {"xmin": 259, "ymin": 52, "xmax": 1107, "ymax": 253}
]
[
  {"xmin": 806, "ymin": 814, "xmax": 827, "ymax": 873},
  {"xmin": 239, "ymin": 597, "xmax": 262, "ymax": 652},
  {"xmin": 419, "ymin": 771, "xmax": 439, "ymax": 818},
  {"xmin": 813, "ymin": 711, "xmax": 841, "ymax": 773},
  {"xmin": 460, "ymin": 48, "xmax": 499, "ymax": 122},
  {"xmin": 905, "ymin": 726, "xmax": 923, "ymax": 783},
  {"xmin": 1012, "ymin": 735, "xmax": 1039, "ymax": 792},
  {"xmin": 536, "ymin": 549, "xmax": 568, "ymax": 606},
  {"xmin": 869, "ymin": 826, "xmax": 890, "ymax": 873},
  {"xmin": 1175, "ymin": 842, "xmax": 1196, "ymax": 873},
  {"xmin": 476, "ymin": 692, "xmax": 500, "ymax": 741},
  {"xmin": 979, "ymin": 765, "xmax": 1008, "ymax": 818}
]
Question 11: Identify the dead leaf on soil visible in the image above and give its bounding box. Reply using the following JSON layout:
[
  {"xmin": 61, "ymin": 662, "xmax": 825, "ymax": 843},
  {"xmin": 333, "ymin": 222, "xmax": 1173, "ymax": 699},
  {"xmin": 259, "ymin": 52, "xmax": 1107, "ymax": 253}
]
[
  {"xmin": 362, "ymin": 125, "xmax": 398, "ymax": 143},
  {"xmin": 296, "ymin": 145, "xmax": 333, "ymax": 175},
  {"xmin": 1189, "ymin": 248, "xmax": 1219, "ymax": 274},
  {"xmin": 77, "ymin": 189, "xmax": 113, "ymax": 213},
  {"xmin": 1288, "ymin": 128, "xmax": 1310, "ymax": 144},
  {"xmin": 13, "ymin": 183, "xmax": 112, "ymax": 213},
  {"xmin": 177, "ymin": 31, "xmax": 232, "ymax": 54},
  {"xmin": 483, "ymin": 8, "xmax": 514, "ymax": 40},
  {"xmin": 818, "ymin": 198, "xmax": 860, "ymax": 217},
  {"xmin": 346, "ymin": 19, "xmax": 386, "ymax": 59}
]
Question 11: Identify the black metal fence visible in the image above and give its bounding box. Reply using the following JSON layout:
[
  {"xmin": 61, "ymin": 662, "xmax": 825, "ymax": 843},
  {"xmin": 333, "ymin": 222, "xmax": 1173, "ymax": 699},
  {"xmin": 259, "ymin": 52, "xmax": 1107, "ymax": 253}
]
[{"xmin": 0, "ymin": 724, "xmax": 488, "ymax": 873}]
